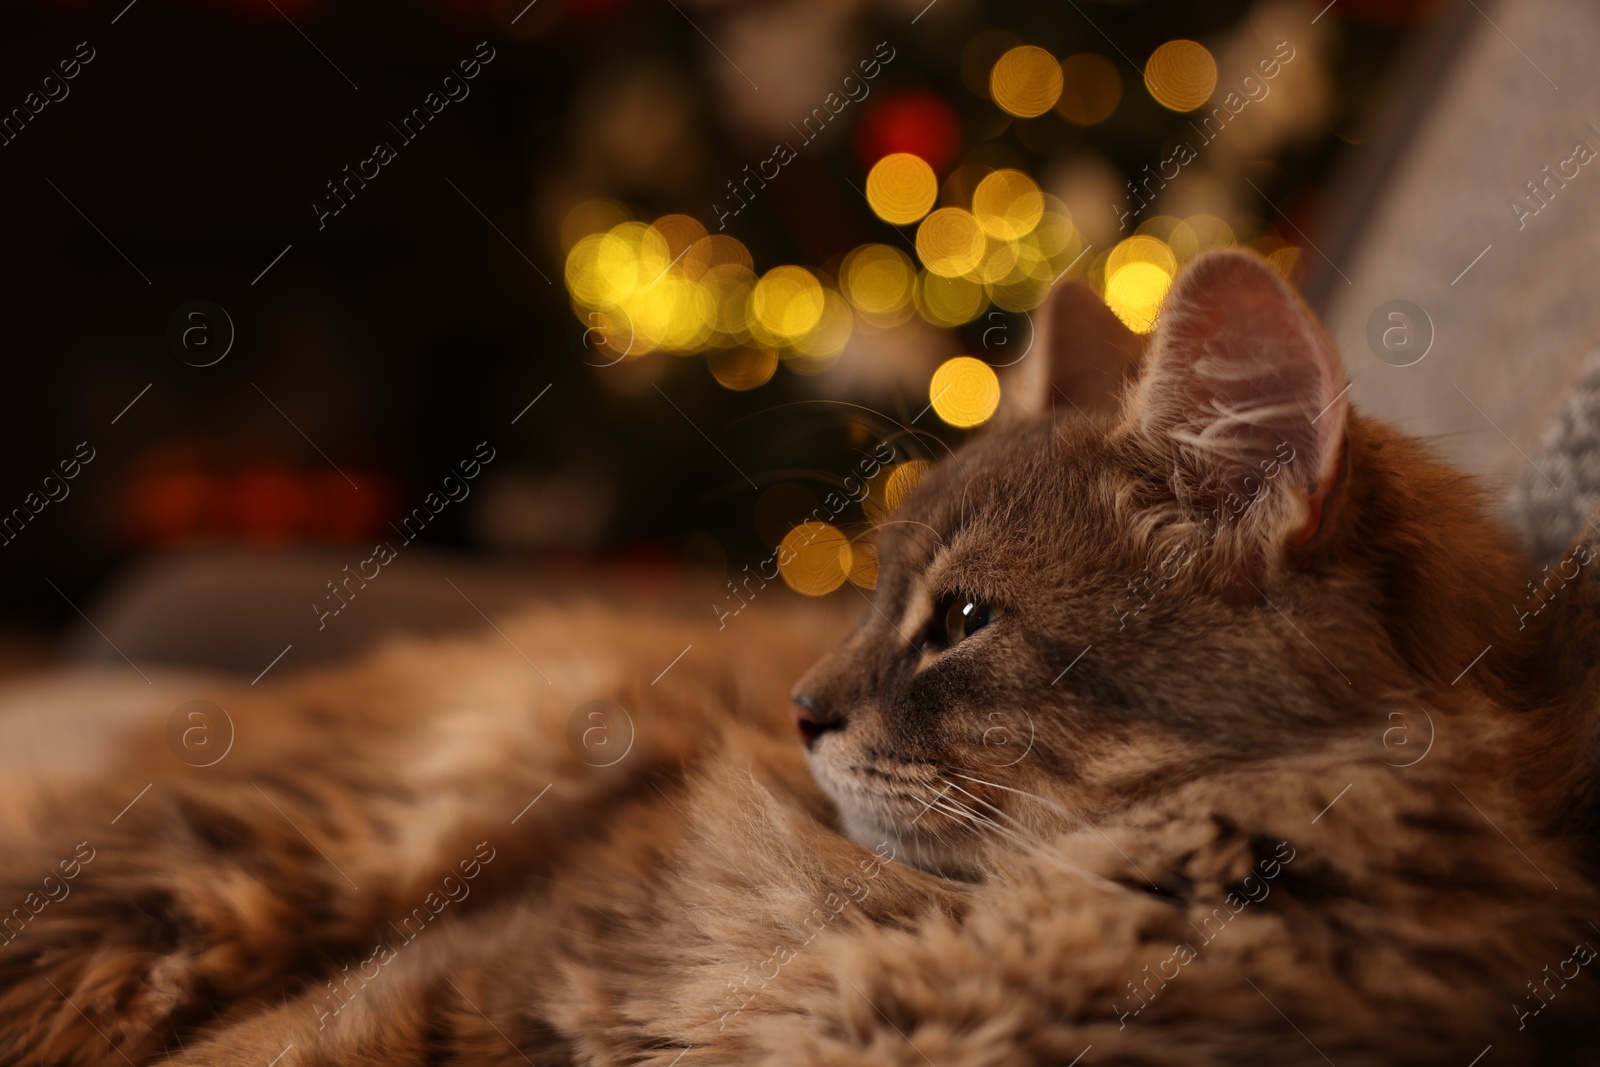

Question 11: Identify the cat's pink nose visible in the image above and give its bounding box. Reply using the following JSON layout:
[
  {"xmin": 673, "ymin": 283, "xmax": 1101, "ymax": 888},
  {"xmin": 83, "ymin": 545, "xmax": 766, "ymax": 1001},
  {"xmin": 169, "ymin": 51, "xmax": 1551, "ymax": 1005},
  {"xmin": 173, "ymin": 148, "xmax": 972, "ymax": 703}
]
[{"xmin": 792, "ymin": 694, "xmax": 844, "ymax": 750}]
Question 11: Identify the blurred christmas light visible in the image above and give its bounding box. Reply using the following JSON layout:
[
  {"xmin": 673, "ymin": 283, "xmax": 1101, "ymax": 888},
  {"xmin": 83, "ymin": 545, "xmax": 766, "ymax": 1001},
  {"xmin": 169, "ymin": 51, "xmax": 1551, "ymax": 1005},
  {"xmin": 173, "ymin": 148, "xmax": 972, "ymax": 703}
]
[
  {"xmin": 882, "ymin": 460, "xmax": 933, "ymax": 514},
  {"xmin": 1168, "ymin": 215, "xmax": 1237, "ymax": 261},
  {"xmin": 929, "ymin": 356, "xmax": 1001, "ymax": 428},
  {"xmin": 790, "ymin": 289, "xmax": 854, "ymax": 363},
  {"xmin": 1108, "ymin": 234, "xmax": 1177, "ymax": 278},
  {"xmin": 917, "ymin": 271, "xmax": 988, "ymax": 327},
  {"xmin": 841, "ymin": 244, "xmax": 917, "ymax": 325},
  {"xmin": 854, "ymin": 89, "xmax": 961, "ymax": 172},
  {"xmin": 779, "ymin": 521, "xmax": 853, "ymax": 595},
  {"xmin": 1056, "ymin": 53, "xmax": 1122, "ymax": 126},
  {"xmin": 917, "ymin": 208, "xmax": 986, "ymax": 277},
  {"xmin": 1105, "ymin": 262, "xmax": 1172, "ymax": 334},
  {"xmin": 990, "ymin": 45, "xmax": 1063, "ymax": 118},
  {"xmin": 701, "ymin": 262, "xmax": 757, "ymax": 343},
  {"xmin": 971, "ymin": 169, "xmax": 1043, "ymax": 240},
  {"xmin": 1267, "ymin": 245, "xmax": 1303, "ymax": 281},
  {"xmin": 865, "ymin": 152, "xmax": 939, "ymax": 226},
  {"xmin": 1032, "ymin": 197, "xmax": 1081, "ymax": 257},
  {"xmin": 750, "ymin": 265, "xmax": 825, "ymax": 346},
  {"xmin": 847, "ymin": 538, "xmax": 879, "ymax": 589},
  {"xmin": 707, "ymin": 347, "xmax": 778, "ymax": 391},
  {"xmin": 1144, "ymin": 40, "xmax": 1217, "ymax": 112},
  {"xmin": 686, "ymin": 234, "xmax": 754, "ymax": 272},
  {"xmin": 652, "ymin": 213, "xmax": 707, "ymax": 258}
]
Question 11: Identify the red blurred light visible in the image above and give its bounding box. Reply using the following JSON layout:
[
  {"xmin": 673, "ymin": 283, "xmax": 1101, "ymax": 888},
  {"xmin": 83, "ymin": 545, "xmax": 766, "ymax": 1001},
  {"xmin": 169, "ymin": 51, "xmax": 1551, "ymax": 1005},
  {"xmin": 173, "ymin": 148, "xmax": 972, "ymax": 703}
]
[{"xmin": 854, "ymin": 89, "xmax": 961, "ymax": 173}]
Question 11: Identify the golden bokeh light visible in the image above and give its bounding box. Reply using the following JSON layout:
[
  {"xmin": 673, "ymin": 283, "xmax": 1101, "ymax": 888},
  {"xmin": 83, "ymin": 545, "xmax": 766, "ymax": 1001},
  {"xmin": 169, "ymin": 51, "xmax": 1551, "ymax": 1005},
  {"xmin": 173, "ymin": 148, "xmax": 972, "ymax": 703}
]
[
  {"xmin": 990, "ymin": 45, "xmax": 1063, "ymax": 118},
  {"xmin": 561, "ymin": 174, "xmax": 1099, "ymax": 375},
  {"xmin": 1107, "ymin": 234, "xmax": 1177, "ymax": 279},
  {"xmin": 916, "ymin": 272, "xmax": 988, "ymax": 327},
  {"xmin": 626, "ymin": 274, "xmax": 714, "ymax": 353},
  {"xmin": 1056, "ymin": 52, "xmax": 1121, "ymax": 125},
  {"xmin": 1267, "ymin": 245, "xmax": 1302, "ymax": 280},
  {"xmin": 1144, "ymin": 39, "xmax": 1217, "ymax": 112},
  {"xmin": 749, "ymin": 265, "xmax": 825, "ymax": 345},
  {"xmin": 971, "ymin": 169, "xmax": 1044, "ymax": 240},
  {"xmin": 686, "ymin": 234, "xmax": 754, "ymax": 273},
  {"xmin": 707, "ymin": 347, "xmax": 778, "ymax": 391},
  {"xmin": 791, "ymin": 289, "xmax": 854, "ymax": 362},
  {"xmin": 1105, "ymin": 261, "xmax": 1172, "ymax": 334},
  {"xmin": 652, "ymin": 213, "xmax": 708, "ymax": 258},
  {"xmin": 866, "ymin": 153, "xmax": 939, "ymax": 226},
  {"xmin": 929, "ymin": 356, "xmax": 1001, "ymax": 428},
  {"xmin": 1168, "ymin": 215, "xmax": 1237, "ymax": 264},
  {"xmin": 700, "ymin": 262, "xmax": 757, "ymax": 342},
  {"xmin": 883, "ymin": 460, "xmax": 932, "ymax": 514},
  {"xmin": 916, "ymin": 208, "xmax": 987, "ymax": 278},
  {"xmin": 987, "ymin": 238, "xmax": 1054, "ymax": 312},
  {"xmin": 1134, "ymin": 214, "xmax": 1183, "ymax": 244},
  {"xmin": 848, "ymin": 538, "xmax": 880, "ymax": 589},
  {"xmin": 841, "ymin": 244, "xmax": 916, "ymax": 324},
  {"xmin": 1032, "ymin": 198, "xmax": 1081, "ymax": 258},
  {"xmin": 779, "ymin": 521, "xmax": 853, "ymax": 596}
]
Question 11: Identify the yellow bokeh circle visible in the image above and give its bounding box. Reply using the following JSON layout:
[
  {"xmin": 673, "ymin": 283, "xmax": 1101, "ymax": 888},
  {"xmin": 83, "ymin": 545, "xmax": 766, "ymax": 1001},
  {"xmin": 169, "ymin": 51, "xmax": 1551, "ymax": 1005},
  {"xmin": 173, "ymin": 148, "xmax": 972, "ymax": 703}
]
[
  {"xmin": 779, "ymin": 521, "xmax": 853, "ymax": 595},
  {"xmin": 883, "ymin": 460, "xmax": 933, "ymax": 513},
  {"xmin": 916, "ymin": 272, "xmax": 988, "ymax": 327},
  {"xmin": 991, "ymin": 45, "xmax": 1064, "ymax": 118},
  {"xmin": 848, "ymin": 538, "xmax": 880, "ymax": 589},
  {"xmin": 1144, "ymin": 39, "xmax": 1217, "ymax": 112},
  {"xmin": 707, "ymin": 348, "xmax": 778, "ymax": 391},
  {"xmin": 749, "ymin": 265, "xmax": 825, "ymax": 344},
  {"xmin": 929, "ymin": 356, "xmax": 1001, "ymax": 428},
  {"xmin": 866, "ymin": 153, "xmax": 939, "ymax": 226},
  {"xmin": 972, "ymin": 169, "xmax": 1044, "ymax": 240},
  {"xmin": 841, "ymin": 244, "xmax": 917, "ymax": 320},
  {"xmin": 1107, "ymin": 234, "xmax": 1177, "ymax": 278},
  {"xmin": 1105, "ymin": 261, "xmax": 1172, "ymax": 334},
  {"xmin": 916, "ymin": 208, "xmax": 987, "ymax": 278}
]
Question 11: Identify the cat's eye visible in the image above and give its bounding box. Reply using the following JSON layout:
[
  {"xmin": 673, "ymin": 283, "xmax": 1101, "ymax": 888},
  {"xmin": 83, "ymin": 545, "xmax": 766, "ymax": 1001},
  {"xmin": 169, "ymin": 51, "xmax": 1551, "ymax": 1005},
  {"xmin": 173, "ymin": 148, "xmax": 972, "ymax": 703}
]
[{"xmin": 924, "ymin": 595, "xmax": 1004, "ymax": 653}]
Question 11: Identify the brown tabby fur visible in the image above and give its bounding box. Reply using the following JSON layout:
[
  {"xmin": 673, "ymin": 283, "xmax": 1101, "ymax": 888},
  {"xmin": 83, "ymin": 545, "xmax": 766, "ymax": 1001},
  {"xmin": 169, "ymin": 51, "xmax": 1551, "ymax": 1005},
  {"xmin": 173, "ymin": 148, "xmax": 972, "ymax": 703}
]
[{"xmin": 2, "ymin": 250, "xmax": 1598, "ymax": 1065}]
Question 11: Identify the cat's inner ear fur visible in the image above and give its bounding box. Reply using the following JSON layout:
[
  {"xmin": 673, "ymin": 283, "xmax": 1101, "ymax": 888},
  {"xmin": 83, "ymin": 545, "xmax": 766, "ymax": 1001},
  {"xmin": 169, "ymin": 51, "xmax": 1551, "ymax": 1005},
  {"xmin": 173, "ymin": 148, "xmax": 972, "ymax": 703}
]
[
  {"xmin": 1123, "ymin": 249, "xmax": 1348, "ymax": 547},
  {"xmin": 999, "ymin": 277, "xmax": 1147, "ymax": 422}
]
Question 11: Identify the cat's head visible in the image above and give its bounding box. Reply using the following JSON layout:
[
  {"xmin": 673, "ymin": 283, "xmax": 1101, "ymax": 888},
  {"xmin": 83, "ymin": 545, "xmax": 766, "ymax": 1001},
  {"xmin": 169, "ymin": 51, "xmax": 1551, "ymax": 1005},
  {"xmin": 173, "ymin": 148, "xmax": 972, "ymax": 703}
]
[{"xmin": 792, "ymin": 250, "xmax": 1534, "ymax": 877}]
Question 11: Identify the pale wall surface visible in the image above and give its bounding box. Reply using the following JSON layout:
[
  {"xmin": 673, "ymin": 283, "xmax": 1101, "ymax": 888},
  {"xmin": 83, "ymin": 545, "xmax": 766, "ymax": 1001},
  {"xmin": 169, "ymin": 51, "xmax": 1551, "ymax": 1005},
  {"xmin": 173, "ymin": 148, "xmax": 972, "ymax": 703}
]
[{"xmin": 1323, "ymin": 0, "xmax": 1600, "ymax": 503}]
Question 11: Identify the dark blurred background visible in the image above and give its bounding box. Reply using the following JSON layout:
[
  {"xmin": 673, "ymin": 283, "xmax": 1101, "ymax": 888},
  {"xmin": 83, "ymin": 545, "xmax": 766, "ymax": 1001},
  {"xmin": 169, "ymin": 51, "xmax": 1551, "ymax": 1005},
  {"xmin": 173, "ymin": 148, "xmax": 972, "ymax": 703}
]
[{"xmin": 0, "ymin": 0, "xmax": 1448, "ymax": 670}]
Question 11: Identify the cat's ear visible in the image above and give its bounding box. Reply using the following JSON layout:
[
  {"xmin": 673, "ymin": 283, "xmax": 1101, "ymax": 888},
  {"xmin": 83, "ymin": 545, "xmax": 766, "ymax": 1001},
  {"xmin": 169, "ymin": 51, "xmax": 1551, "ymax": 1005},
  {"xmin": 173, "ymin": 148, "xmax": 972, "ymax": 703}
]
[
  {"xmin": 1125, "ymin": 249, "xmax": 1347, "ymax": 546},
  {"xmin": 998, "ymin": 278, "xmax": 1147, "ymax": 422}
]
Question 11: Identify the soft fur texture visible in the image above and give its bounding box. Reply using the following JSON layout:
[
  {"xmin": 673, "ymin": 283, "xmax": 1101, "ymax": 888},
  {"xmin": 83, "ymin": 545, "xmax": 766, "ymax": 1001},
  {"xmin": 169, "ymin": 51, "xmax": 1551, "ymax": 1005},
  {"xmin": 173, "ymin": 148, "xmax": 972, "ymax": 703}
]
[{"xmin": 2, "ymin": 251, "xmax": 1598, "ymax": 1065}]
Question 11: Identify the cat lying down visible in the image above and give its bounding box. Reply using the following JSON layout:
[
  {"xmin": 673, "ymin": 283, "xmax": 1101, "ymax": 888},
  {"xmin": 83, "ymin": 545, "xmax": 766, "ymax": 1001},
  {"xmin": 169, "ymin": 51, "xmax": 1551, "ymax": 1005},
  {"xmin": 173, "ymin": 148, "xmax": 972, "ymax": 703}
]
[{"xmin": 3, "ymin": 250, "xmax": 1598, "ymax": 1065}]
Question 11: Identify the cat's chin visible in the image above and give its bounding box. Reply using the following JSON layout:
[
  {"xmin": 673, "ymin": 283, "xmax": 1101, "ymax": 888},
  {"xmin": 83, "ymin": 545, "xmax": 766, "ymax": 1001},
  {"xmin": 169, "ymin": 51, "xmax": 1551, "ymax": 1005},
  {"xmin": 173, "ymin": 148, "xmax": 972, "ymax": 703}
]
[{"xmin": 837, "ymin": 809, "xmax": 985, "ymax": 882}]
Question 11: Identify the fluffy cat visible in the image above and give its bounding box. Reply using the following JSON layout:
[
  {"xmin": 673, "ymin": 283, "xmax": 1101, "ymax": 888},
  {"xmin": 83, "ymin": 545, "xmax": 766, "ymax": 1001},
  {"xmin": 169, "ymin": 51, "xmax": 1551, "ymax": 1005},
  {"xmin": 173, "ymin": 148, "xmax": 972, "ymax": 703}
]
[{"xmin": 1, "ymin": 250, "xmax": 1597, "ymax": 1065}]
